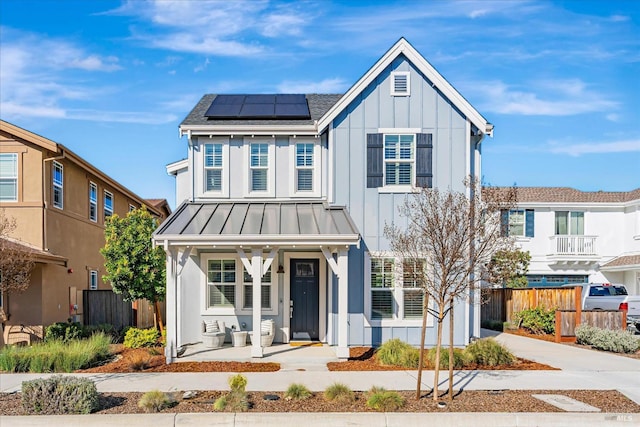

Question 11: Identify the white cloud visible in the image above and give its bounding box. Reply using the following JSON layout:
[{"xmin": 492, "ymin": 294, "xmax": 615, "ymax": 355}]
[
  {"xmin": 606, "ymin": 113, "xmax": 620, "ymax": 122},
  {"xmin": 548, "ymin": 139, "xmax": 640, "ymax": 156},
  {"xmin": 277, "ymin": 78, "xmax": 349, "ymax": 94},
  {"xmin": 471, "ymin": 79, "xmax": 618, "ymax": 116},
  {"xmin": 194, "ymin": 58, "xmax": 211, "ymax": 73}
]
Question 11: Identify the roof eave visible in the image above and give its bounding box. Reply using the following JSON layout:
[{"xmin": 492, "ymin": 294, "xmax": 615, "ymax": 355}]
[
  {"xmin": 179, "ymin": 124, "xmax": 319, "ymax": 138},
  {"xmin": 152, "ymin": 234, "xmax": 360, "ymax": 248}
]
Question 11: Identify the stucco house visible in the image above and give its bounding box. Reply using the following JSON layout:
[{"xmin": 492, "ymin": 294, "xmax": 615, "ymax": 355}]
[
  {"xmin": 0, "ymin": 120, "xmax": 170, "ymax": 344},
  {"xmin": 154, "ymin": 38, "xmax": 494, "ymax": 362},
  {"xmin": 498, "ymin": 187, "xmax": 640, "ymax": 293}
]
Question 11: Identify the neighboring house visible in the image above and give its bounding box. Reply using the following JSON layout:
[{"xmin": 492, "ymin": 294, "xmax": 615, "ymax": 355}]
[
  {"xmin": 154, "ymin": 38, "xmax": 494, "ymax": 361},
  {"xmin": 495, "ymin": 187, "xmax": 640, "ymax": 294},
  {"xmin": 0, "ymin": 120, "xmax": 170, "ymax": 344}
]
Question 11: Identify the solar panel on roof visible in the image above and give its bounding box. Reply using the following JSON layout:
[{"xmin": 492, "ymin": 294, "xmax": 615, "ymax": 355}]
[{"xmin": 204, "ymin": 94, "xmax": 310, "ymax": 119}]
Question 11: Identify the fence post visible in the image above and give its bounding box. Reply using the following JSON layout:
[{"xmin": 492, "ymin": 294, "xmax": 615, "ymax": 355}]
[
  {"xmin": 555, "ymin": 310, "xmax": 561, "ymax": 343},
  {"xmin": 574, "ymin": 286, "xmax": 582, "ymax": 330},
  {"xmin": 622, "ymin": 309, "xmax": 627, "ymax": 330}
]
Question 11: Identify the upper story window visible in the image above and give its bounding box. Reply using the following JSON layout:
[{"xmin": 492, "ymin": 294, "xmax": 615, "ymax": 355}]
[
  {"xmin": 89, "ymin": 270, "xmax": 98, "ymax": 290},
  {"xmin": 555, "ymin": 211, "xmax": 584, "ymax": 235},
  {"xmin": 129, "ymin": 204, "xmax": 136, "ymax": 212},
  {"xmin": 89, "ymin": 182, "xmax": 97, "ymax": 222},
  {"xmin": 104, "ymin": 191, "xmax": 113, "ymax": 221},
  {"xmin": 384, "ymin": 134, "xmax": 414, "ymax": 186},
  {"xmin": 250, "ymin": 143, "xmax": 269, "ymax": 191},
  {"xmin": 0, "ymin": 153, "xmax": 18, "ymax": 202},
  {"xmin": 503, "ymin": 209, "xmax": 534, "ymax": 238},
  {"xmin": 367, "ymin": 132, "xmax": 432, "ymax": 191},
  {"xmin": 52, "ymin": 161, "xmax": 63, "ymax": 209},
  {"xmin": 295, "ymin": 143, "xmax": 314, "ymax": 191},
  {"xmin": 204, "ymin": 143, "xmax": 223, "ymax": 192},
  {"xmin": 391, "ymin": 71, "xmax": 410, "ymax": 96}
]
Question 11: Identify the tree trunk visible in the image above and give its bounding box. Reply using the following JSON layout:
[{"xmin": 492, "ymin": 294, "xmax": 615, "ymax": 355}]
[
  {"xmin": 448, "ymin": 299, "xmax": 454, "ymax": 400},
  {"xmin": 433, "ymin": 307, "xmax": 444, "ymax": 401},
  {"xmin": 154, "ymin": 299, "xmax": 164, "ymax": 334},
  {"xmin": 416, "ymin": 294, "xmax": 429, "ymax": 400}
]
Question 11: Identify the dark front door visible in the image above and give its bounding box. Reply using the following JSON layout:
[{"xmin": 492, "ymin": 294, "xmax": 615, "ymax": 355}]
[{"xmin": 290, "ymin": 259, "xmax": 319, "ymax": 340}]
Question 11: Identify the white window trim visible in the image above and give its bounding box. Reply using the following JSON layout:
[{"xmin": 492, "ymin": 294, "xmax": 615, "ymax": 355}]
[
  {"xmin": 382, "ymin": 133, "xmax": 416, "ymax": 189},
  {"xmin": 129, "ymin": 204, "xmax": 136, "ymax": 212},
  {"xmin": 89, "ymin": 182, "xmax": 97, "ymax": 222},
  {"xmin": 364, "ymin": 251, "xmax": 433, "ymax": 327},
  {"xmin": 198, "ymin": 138, "xmax": 230, "ymax": 199},
  {"xmin": 390, "ymin": 71, "xmax": 411, "ymax": 96},
  {"xmin": 289, "ymin": 139, "xmax": 321, "ymax": 197},
  {"xmin": 201, "ymin": 254, "xmax": 238, "ymax": 315},
  {"xmin": 104, "ymin": 190, "xmax": 114, "ymax": 220},
  {"xmin": 244, "ymin": 137, "xmax": 275, "ymax": 197},
  {"xmin": 52, "ymin": 161, "xmax": 63, "ymax": 209},
  {"xmin": 0, "ymin": 153, "xmax": 18, "ymax": 202},
  {"xmin": 89, "ymin": 270, "xmax": 98, "ymax": 290},
  {"xmin": 554, "ymin": 210, "xmax": 585, "ymax": 236},
  {"xmin": 508, "ymin": 209, "xmax": 526, "ymax": 237},
  {"xmin": 238, "ymin": 265, "xmax": 278, "ymax": 316}
]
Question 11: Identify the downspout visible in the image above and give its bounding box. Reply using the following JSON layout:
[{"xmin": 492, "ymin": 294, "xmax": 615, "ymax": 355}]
[
  {"xmin": 42, "ymin": 148, "xmax": 65, "ymax": 251},
  {"xmin": 188, "ymin": 130, "xmax": 194, "ymax": 202}
]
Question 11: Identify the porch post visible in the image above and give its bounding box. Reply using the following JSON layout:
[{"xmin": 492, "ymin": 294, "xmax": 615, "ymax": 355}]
[
  {"xmin": 336, "ymin": 248, "xmax": 349, "ymax": 358},
  {"xmin": 251, "ymin": 248, "xmax": 263, "ymax": 358},
  {"xmin": 164, "ymin": 247, "xmax": 178, "ymax": 364}
]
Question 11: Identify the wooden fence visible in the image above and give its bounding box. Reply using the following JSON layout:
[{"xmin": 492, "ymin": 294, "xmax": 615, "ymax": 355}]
[
  {"xmin": 83, "ymin": 290, "xmax": 166, "ymax": 330},
  {"xmin": 555, "ymin": 310, "xmax": 627, "ymax": 343},
  {"xmin": 482, "ymin": 287, "xmax": 580, "ymax": 323}
]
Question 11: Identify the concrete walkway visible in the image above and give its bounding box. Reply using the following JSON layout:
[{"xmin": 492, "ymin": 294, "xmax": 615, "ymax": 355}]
[{"xmin": 1, "ymin": 330, "xmax": 639, "ymax": 426}]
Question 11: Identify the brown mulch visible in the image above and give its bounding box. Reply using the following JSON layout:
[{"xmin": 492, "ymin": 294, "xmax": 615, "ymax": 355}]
[
  {"xmin": 327, "ymin": 346, "xmax": 559, "ymax": 371},
  {"xmin": 1, "ymin": 389, "xmax": 638, "ymax": 415}
]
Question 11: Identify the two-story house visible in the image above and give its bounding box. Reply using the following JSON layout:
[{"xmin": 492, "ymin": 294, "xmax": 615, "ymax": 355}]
[
  {"xmin": 0, "ymin": 120, "xmax": 170, "ymax": 344},
  {"xmin": 498, "ymin": 187, "xmax": 640, "ymax": 294},
  {"xmin": 154, "ymin": 38, "xmax": 494, "ymax": 361}
]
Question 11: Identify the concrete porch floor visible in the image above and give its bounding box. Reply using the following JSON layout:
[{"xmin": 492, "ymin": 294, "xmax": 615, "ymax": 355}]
[{"xmin": 176, "ymin": 342, "xmax": 340, "ymax": 371}]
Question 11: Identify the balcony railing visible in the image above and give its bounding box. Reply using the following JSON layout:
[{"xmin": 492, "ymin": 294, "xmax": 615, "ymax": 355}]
[{"xmin": 549, "ymin": 235, "xmax": 597, "ymax": 256}]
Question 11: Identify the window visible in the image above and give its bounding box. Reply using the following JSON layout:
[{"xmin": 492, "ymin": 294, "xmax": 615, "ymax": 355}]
[
  {"xmin": 129, "ymin": 204, "xmax": 136, "ymax": 212},
  {"xmin": 391, "ymin": 71, "xmax": 410, "ymax": 96},
  {"xmin": 243, "ymin": 266, "xmax": 272, "ymax": 310},
  {"xmin": 402, "ymin": 259, "xmax": 424, "ymax": 319},
  {"xmin": 250, "ymin": 143, "xmax": 269, "ymax": 191},
  {"xmin": 52, "ymin": 161, "xmax": 63, "ymax": 209},
  {"xmin": 370, "ymin": 257, "xmax": 394, "ymax": 319},
  {"xmin": 204, "ymin": 143, "xmax": 223, "ymax": 192},
  {"xmin": 295, "ymin": 143, "xmax": 314, "ymax": 191},
  {"xmin": 89, "ymin": 270, "xmax": 98, "ymax": 290},
  {"xmin": 384, "ymin": 134, "xmax": 414, "ymax": 186},
  {"xmin": 0, "ymin": 153, "xmax": 18, "ymax": 202},
  {"xmin": 104, "ymin": 191, "xmax": 113, "ymax": 220},
  {"xmin": 555, "ymin": 211, "xmax": 584, "ymax": 235},
  {"xmin": 89, "ymin": 182, "xmax": 97, "ymax": 222},
  {"xmin": 503, "ymin": 209, "xmax": 534, "ymax": 237},
  {"xmin": 508, "ymin": 210, "xmax": 525, "ymax": 236},
  {"xmin": 207, "ymin": 259, "xmax": 236, "ymax": 308}
]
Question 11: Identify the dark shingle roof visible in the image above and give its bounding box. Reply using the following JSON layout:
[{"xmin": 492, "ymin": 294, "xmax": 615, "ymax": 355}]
[
  {"xmin": 180, "ymin": 94, "xmax": 343, "ymax": 127},
  {"xmin": 483, "ymin": 187, "xmax": 640, "ymax": 203}
]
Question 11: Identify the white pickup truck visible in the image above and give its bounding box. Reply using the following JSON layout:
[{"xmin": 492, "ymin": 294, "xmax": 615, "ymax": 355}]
[{"xmin": 570, "ymin": 283, "xmax": 640, "ymax": 332}]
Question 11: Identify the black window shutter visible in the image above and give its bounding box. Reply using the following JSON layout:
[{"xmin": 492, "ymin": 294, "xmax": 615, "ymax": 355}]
[
  {"xmin": 500, "ymin": 210, "xmax": 509, "ymax": 236},
  {"xmin": 415, "ymin": 133, "xmax": 433, "ymax": 188},
  {"xmin": 367, "ymin": 133, "xmax": 383, "ymax": 188},
  {"xmin": 525, "ymin": 209, "xmax": 535, "ymax": 237}
]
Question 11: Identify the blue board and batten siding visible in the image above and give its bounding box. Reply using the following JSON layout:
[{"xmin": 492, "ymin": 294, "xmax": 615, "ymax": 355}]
[{"xmin": 330, "ymin": 54, "xmax": 474, "ymax": 347}]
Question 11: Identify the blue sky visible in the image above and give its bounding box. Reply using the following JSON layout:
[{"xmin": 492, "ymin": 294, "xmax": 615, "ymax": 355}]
[{"xmin": 1, "ymin": 0, "xmax": 639, "ymax": 209}]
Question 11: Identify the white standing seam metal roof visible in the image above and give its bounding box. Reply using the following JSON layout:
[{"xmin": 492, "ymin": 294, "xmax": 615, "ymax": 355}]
[{"xmin": 153, "ymin": 202, "xmax": 360, "ymax": 247}]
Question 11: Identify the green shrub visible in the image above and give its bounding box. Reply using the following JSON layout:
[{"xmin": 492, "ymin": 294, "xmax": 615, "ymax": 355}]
[
  {"xmin": 285, "ymin": 383, "xmax": 312, "ymax": 400},
  {"xmin": 214, "ymin": 374, "xmax": 250, "ymax": 412},
  {"xmin": 138, "ymin": 390, "xmax": 173, "ymax": 413},
  {"xmin": 465, "ymin": 337, "xmax": 516, "ymax": 366},
  {"xmin": 324, "ymin": 382, "xmax": 354, "ymax": 403},
  {"xmin": 366, "ymin": 389, "xmax": 405, "ymax": 411},
  {"xmin": 376, "ymin": 338, "xmax": 420, "ymax": 368},
  {"xmin": 45, "ymin": 322, "xmax": 84, "ymax": 343},
  {"xmin": 513, "ymin": 306, "xmax": 555, "ymax": 335},
  {"xmin": 123, "ymin": 327, "xmax": 160, "ymax": 349},
  {"xmin": 427, "ymin": 347, "xmax": 469, "ymax": 369},
  {"xmin": 228, "ymin": 374, "xmax": 247, "ymax": 392},
  {"xmin": 0, "ymin": 333, "xmax": 111, "ymax": 373},
  {"xmin": 481, "ymin": 319, "xmax": 504, "ymax": 332},
  {"xmin": 21, "ymin": 375, "xmax": 99, "ymax": 414},
  {"xmin": 576, "ymin": 325, "xmax": 640, "ymax": 353}
]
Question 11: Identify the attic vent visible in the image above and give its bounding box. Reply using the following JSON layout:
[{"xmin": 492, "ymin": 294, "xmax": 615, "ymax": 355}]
[{"xmin": 391, "ymin": 72, "xmax": 410, "ymax": 96}]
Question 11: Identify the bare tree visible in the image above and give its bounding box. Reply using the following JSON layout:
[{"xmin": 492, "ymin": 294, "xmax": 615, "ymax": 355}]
[
  {"xmin": 0, "ymin": 210, "xmax": 35, "ymax": 299},
  {"xmin": 384, "ymin": 178, "xmax": 516, "ymax": 401}
]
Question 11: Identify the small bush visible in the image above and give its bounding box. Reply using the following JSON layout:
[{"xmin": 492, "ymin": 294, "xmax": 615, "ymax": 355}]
[
  {"xmin": 214, "ymin": 374, "xmax": 250, "ymax": 412},
  {"xmin": 577, "ymin": 325, "xmax": 640, "ymax": 353},
  {"xmin": 284, "ymin": 383, "xmax": 312, "ymax": 400},
  {"xmin": 465, "ymin": 338, "xmax": 516, "ymax": 366},
  {"xmin": 228, "ymin": 374, "xmax": 247, "ymax": 392},
  {"xmin": 367, "ymin": 390, "xmax": 405, "ymax": 411},
  {"xmin": 376, "ymin": 338, "xmax": 420, "ymax": 368},
  {"xmin": 21, "ymin": 375, "xmax": 98, "ymax": 414},
  {"xmin": 513, "ymin": 306, "xmax": 555, "ymax": 335},
  {"xmin": 138, "ymin": 390, "xmax": 173, "ymax": 413},
  {"xmin": 45, "ymin": 322, "xmax": 84, "ymax": 342},
  {"xmin": 123, "ymin": 327, "xmax": 160, "ymax": 349},
  {"xmin": 427, "ymin": 347, "xmax": 469, "ymax": 369},
  {"xmin": 324, "ymin": 382, "xmax": 354, "ymax": 403},
  {"xmin": 127, "ymin": 352, "xmax": 152, "ymax": 371}
]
